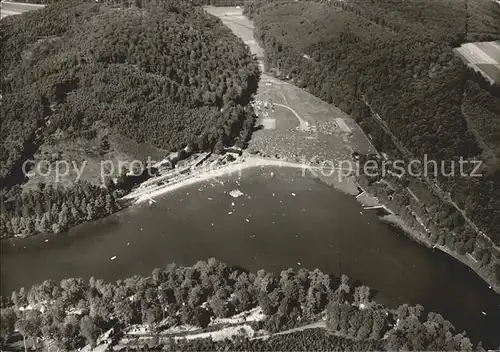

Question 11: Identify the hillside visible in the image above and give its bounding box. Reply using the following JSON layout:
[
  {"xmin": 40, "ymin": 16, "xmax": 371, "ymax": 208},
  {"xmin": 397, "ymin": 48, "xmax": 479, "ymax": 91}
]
[
  {"xmin": 1, "ymin": 0, "xmax": 259, "ymax": 182},
  {"xmin": 0, "ymin": 0, "xmax": 259, "ymax": 237},
  {"xmin": 244, "ymin": 0, "xmax": 500, "ymax": 287}
]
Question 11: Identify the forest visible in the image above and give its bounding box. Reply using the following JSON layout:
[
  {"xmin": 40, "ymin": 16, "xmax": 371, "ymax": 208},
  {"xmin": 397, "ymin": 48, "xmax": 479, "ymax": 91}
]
[
  {"xmin": 0, "ymin": 0, "xmax": 259, "ymax": 237},
  {"xmin": 0, "ymin": 259, "xmax": 482, "ymax": 351},
  {"xmin": 1, "ymin": 0, "xmax": 259, "ymax": 183},
  {"xmin": 0, "ymin": 181, "xmax": 120, "ymax": 238},
  {"xmin": 243, "ymin": 1, "xmax": 500, "ymax": 250}
]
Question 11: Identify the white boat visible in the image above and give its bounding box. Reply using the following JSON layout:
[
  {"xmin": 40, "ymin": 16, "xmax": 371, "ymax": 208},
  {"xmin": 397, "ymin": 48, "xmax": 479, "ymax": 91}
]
[
  {"xmin": 229, "ymin": 189, "xmax": 244, "ymax": 198},
  {"xmin": 110, "ymin": 256, "xmax": 117, "ymax": 261},
  {"xmin": 481, "ymin": 311, "xmax": 487, "ymax": 316}
]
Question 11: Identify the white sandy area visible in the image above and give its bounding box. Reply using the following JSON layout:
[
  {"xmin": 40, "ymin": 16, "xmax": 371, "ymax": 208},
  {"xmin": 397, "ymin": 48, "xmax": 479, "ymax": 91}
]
[
  {"xmin": 126, "ymin": 156, "xmax": 315, "ymax": 204},
  {"xmin": 174, "ymin": 324, "xmax": 256, "ymax": 341},
  {"xmin": 209, "ymin": 307, "xmax": 265, "ymax": 326},
  {"xmin": 125, "ymin": 308, "xmax": 264, "ymax": 340}
]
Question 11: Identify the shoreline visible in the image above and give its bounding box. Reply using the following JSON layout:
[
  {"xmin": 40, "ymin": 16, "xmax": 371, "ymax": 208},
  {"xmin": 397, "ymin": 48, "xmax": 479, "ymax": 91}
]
[
  {"xmin": 122, "ymin": 156, "xmax": 319, "ymax": 204},
  {"xmin": 3, "ymin": 151, "xmax": 499, "ymax": 297},
  {"xmin": 373, "ymin": 199, "xmax": 500, "ymax": 296},
  {"xmin": 122, "ymin": 151, "xmax": 500, "ymax": 295},
  {"xmin": 216, "ymin": 7, "xmax": 500, "ymax": 298}
]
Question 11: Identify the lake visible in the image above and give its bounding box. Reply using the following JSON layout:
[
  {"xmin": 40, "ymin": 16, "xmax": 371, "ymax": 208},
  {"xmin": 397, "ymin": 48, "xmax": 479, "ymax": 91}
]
[{"xmin": 1, "ymin": 166, "xmax": 499, "ymax": 347}]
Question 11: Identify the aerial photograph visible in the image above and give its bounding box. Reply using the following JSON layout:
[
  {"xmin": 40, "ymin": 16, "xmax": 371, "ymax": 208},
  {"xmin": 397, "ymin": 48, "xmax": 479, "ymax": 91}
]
[{"xmin": 0, "ymin": 0, "xmax": 499, "ymax": 350}]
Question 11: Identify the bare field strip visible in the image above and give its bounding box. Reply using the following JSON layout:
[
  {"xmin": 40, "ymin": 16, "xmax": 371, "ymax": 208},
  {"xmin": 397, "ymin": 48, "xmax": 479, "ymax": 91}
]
[{"xmin": 454, "ymin": 41, "xmax": 500, "ymax": 84}]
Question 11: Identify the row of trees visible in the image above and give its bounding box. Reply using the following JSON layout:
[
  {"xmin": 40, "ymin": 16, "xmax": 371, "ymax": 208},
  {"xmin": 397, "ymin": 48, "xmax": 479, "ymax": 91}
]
[
  {"xmin": 1, "ymin": 259, "xmax": 479, "ymax": 351},
  {"xmin": 169, "ymin": 328, "xmax": 384, "ymax": 351},
  {"xmin": 0, "ymin": 182, "xmax": 120, "ymax": 238}
]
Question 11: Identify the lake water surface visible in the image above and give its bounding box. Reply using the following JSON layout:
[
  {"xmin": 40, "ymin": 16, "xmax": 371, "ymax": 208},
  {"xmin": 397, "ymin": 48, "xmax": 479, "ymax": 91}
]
[{"xmin": 1, "ymin": 167, "xmax": 499, "ymax": 347}]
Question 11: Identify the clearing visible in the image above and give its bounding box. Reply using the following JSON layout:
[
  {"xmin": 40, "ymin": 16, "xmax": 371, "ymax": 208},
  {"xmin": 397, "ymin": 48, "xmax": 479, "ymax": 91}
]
[{"xmin": 454, "ymin": 41, "xmax": 500, "ymax": 84}]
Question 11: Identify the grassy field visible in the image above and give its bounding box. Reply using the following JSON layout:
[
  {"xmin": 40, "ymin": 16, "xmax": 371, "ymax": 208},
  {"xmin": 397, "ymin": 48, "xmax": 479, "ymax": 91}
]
[
  {"xmin": 248, "ymin": 74, "xmax": 374, "ymax": 164},
  {"xmin": 0, "ymin": 1, "xmax": 44, "ymax": 19}
]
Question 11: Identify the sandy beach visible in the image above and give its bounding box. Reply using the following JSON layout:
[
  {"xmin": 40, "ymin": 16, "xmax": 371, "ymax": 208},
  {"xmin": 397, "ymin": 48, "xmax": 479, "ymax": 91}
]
[{"xmin": 124, "ymin": 156, "xmax": 319, "ymax": 204}]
